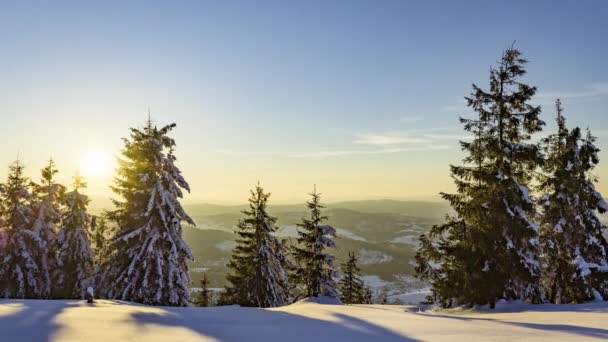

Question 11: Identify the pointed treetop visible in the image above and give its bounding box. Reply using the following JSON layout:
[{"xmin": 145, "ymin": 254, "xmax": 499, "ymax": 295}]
[
  {"xmin": 72, "ymin": 173, "xmax": 87, "ymax": 191},
  {"xmin": 41, "ymin": 158, "xmax": 58, "ymax": 184},
  {"xmin": 145, "ymin": 110, "xmax": 154, "ymax": 132},
  {"xmin": 555, "ymin": 99, "xmax": 567, "ymax": 135}
]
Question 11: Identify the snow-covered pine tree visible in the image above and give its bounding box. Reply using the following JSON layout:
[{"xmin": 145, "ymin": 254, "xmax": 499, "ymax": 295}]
[
  {"xmin": 416, "ymin": 48, "xmax": 544, "ymax": 307},
  {"xmin": 97, "ymin": 120, "xmax": 195, "ymax": 306},
  {"xmin": 0, "ymin": 161, "xmax": 41, "ymax": 298},
  {"xmin": 539, "ymin": 100, "xmax": 608, "ymax": 303},
  {"xmin": 194, "ymin": 272, "xmax": 212, "ymax": 307},
  {"xmin": 54, "ymin": 175, "xmax": 95, "ymax": 298},
  {"xmin": 338, "ymin": 252, "xmax": 366, "ymax": 304},
  {"xmin": 0, "ymin": 228, "xmax": 7, "ymax": 253},
  {"xmin": 291, "ymin": 187, "xmax": 338, "ymax": 299},
  {"xmin": 29, "ymin": 159, "xmax": 65, "ymax": 298},
  {"xmin": 224, "ymin": 184, "xmax": 290, "ymax": 307}
]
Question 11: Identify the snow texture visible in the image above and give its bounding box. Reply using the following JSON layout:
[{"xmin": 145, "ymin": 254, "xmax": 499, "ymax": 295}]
[
  {"xmin": 97, "ymin": 122, "xmax": 194, "ymax": 306},
  {"xmin": 1, "ymin": 299, "xmax": 608, "ymax": 341}
]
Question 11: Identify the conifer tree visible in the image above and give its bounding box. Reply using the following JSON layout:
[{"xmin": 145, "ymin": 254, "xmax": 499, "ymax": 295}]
[
  {"xmin": 339, "ymin": 252, "xmax": 366, "ymax": 304},
  {"xmin": 54, "ymin": 175, "xmax": 95, "ymax": 298},
  {"xmin": 416, "ymin": 48, "xmax": 544, "ymax": 307},
  {"xmin": 91, "ymin": 215, "xmax": 109, "ymax": 264},
  {"xmin": 97, "ymin": 120, "xmax": 195, "ymax": 306},
  {"xmin": 378, "ymin": 288, "xmax": 389, "ymax": 305},
  {"xmin": 539, "ymin": 100, "xmax": 608, "ymax": 303},
  {"xmin": 224, "ymin": 184, "xmax": 290, "ymax": 307},
  {"xmin": 363, "ymin": 286, "xmax": 373, "ymax": 304},
  {"xmin": 29, "ymin": 159, "xmax": 65, "ymax": 298},
  {"xmin": 0, "ymin": 229, "xmax": 7, "ymax": 253},
  {"xmin": 194, "ymin": 272, "xmax": 212, "ymax": 307},
  {"xmin": 0, "ymin": 161, "xmax": 40, "ymax": 298},
  {"xmin": 292, "ymin": 187, "xmax": 338, "ymax": 298}
]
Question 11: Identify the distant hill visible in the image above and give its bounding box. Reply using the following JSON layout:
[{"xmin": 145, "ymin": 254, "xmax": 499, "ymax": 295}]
[
  {"xmin": 182, "ymin": 199, "xmax": 447, "ymax": 298},
  {"xmin": 89, "ymin": 199, "xmax": 451, "ymax": 298},
  {"xmin": 184, "ymin": 199, "xmax": 450, "ymax": 220}
]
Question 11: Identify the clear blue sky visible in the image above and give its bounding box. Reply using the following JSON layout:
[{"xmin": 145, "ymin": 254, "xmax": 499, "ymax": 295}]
[{"xmin": 0, "ymin": 0, "xmax": 606, "ymax": 204}]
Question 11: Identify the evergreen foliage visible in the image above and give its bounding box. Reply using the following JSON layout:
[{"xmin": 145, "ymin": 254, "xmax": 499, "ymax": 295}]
[
  {"xmin": 416, "ymin": 48, "xmax": 545, "ymax": 307},
  {"xmin": 97, "ymin": 120, "xmax": 194, "ymax": 306},
  {"xmin": 539, "ymin": 100, "xmax": 608, "ymax": 303},
  {"xmin": 0, "ymin": 161, "xmax": 40, "ymax": 298},
  {"xmin": 29, "ymin": 159, "xmax": 66, "ymax": 298},
  {"xmin": 338, "ymin": 252, "xmax": 370, "ymax": 304},
  {"xmin": 54, "ymin": 175, "xmax": 95, "ymax": 298},
  {"xmin": 224, "ymin": 184, "xmax": 290, "ymax": 307},
  {"xmin": 193, "ymin": 272, "xmax": 212, "ymax": 307},
  {"xmin": 91, "ymin": 215, "xmax": 109, "ymax": 265},
  {"xmin": 291, "ymin": 187, "xmax": 338, "ymax": 298}
]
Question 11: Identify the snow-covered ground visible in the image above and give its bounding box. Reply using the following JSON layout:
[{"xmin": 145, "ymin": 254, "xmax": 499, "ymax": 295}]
[{"xmin": 1, "ymin": 299, "xmax": 607, "ymax": 341}]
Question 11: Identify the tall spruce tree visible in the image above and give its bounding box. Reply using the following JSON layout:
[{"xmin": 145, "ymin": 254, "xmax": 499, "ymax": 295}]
[
  {"xmin": 54, "ymin": 175, "xmax": 95, "ymax": 298},
  {"xmin": 338, "ymin": 252, "xmax": 367, "ymax": 304},
  {"xmin": 416, "ymin": 48, "xmax": 544, "ymax": 307},
  {"xmin": 97, "ymin": 120, "xmax": 195, "ymax": 306},
  {"xmin": 292, "ymin": 187, "xmax": 338, "ymax": 298},
  {"xmin": 224, "ymin": 184, "xmax": 290, "ymax": 307},
  {"xmin": 0, "ymin": 161, "xmax": 40, "ymax": 298},
  {"xmin": 539, "ymin": 100, "xmax": 608, "ymax": 303},
  {"xmin": 29, "ymin": 159, "xmax": 65, "ymax": 298}
]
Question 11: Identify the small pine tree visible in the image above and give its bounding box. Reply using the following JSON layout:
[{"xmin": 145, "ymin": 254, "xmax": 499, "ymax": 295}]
[
  {"xmin": 54, "ymin": 175, "xmax": 95, "ymax": 299},
  {"xmin": 362, "ymin": 286, "xmax": 373, "ymax": 304},
  {"xmin": 29, "ymin": 159, "xmax": 66, "ymax": 298},
  {"xmin": 224, "ymin": 184, "xmax": 290, "ymax": 307},
  {"xmin": 416, "ymin": 47, "xmax": 544, "ymax": 307},
  {"xmin": 539, "ymin": 100, "xmax": 608, "ymax": 303},
  {"xmin": 292, "ymin": 187, "xmax": 338, "ymax": 298},
  {"xmin": 338, "ymin": 252, "xmax": 366, "ymax": 304},
  {"xmin": 91, "ymin": 215, "xmax": 109, "ymax": 264},
  {"xmin": 194, "ymin": 272, "xmax": 212, "ymax": 307},
  {"xmin": 97, "ymin": 120, "xmax": 195, "ymax": 306},
  {"xmin": 0, "ymin": 161, "xmax": 39, "ymax": 298},
  {"xmin": 378, "ymin": 288, "xmax": 389, "ymax": 305}
]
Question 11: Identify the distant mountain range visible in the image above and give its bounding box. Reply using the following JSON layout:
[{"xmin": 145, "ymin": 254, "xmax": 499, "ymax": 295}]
[
  {"xmin": 182, "ymin": 199, "xmax": 450, "ymax": 301},
  {"xmin": 184, "ymin": 199, "xmax": 451, "ymax": 221}
]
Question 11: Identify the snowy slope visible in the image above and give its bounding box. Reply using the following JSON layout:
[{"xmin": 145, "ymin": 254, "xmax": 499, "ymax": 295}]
[{"xmin": 1, "ymin": 299, "xmax": 608, "ymax": 341}]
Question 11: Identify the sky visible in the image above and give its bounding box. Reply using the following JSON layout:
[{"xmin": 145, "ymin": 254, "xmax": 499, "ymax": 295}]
[{"xmin": 0, "ymin": 0, "xmax": 606, "ymax": 206}]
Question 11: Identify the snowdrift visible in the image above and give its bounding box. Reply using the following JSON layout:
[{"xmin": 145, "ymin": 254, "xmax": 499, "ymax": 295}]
[{"xmin": 1, "ymin": 299, "xmax": 607, "ymax": 341}]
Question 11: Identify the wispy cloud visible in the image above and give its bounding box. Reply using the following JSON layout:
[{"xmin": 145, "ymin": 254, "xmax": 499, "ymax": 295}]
[
  {"xmin": 536, "ymin": 82, "xmax": 608, "ymax": 103},
  {"xmin": 354, "ymin": 133, "xmax": 430, "ymax": 146},
  {"xmin": 441, "ymin": 99, "xmax": 468, "ymax": 112},
  {"xmin": 294, "ymin": 127, "xmax": 464, "ymax": 158},
  {"xmin": 291, "ymin": 145, "xmax": 452, "ymax": 158},
  {"xmin": 442, "ymin": 82, "xmax": 608, "ymax": 109}
]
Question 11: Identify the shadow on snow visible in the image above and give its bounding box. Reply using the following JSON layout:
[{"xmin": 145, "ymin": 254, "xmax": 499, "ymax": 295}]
[{"xmin": 129, "ymin": 305, "xmax": 420, "ymax": 342}]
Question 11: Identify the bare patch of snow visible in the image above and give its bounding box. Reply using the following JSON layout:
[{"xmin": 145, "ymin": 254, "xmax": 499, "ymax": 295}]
[
  {"xmin": 361, "ymin": 275, "xmax": 391, "ymax": 289},
  {"xmin": 214, "ymin": 241, "xmax": 237, "ymax": 251},
  {"xmin": 334, "ymin": 228, "xmax": 367, "ymax": 241},
  {"xmin": 358, "ymin": 249, "xmax": 393, "ymax": 265},
  {"xmin": 390, "ymin": 235, "xmax": 420, "ymax": 246}
]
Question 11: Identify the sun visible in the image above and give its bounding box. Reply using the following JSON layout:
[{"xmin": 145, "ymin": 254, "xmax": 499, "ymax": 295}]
[{"xmin": 80, "ymin": 151, "xmax": 112, "ymax": 179}]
